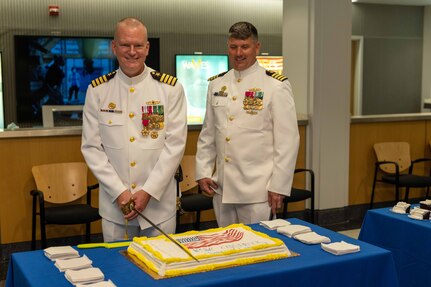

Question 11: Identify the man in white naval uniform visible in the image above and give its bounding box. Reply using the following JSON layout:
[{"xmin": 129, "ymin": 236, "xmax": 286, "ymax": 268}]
[
  {"xmin": 81, "ymin": 18, "xmax": 187, "ymax": 242},
  {"xmin": 196, "ymin": 22, "xmax": 299, "ymax": 227}
]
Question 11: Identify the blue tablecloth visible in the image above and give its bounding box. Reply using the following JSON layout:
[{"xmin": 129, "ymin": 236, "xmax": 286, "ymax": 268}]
[
  {"xmin": 7, "ymin": 218, "xmax": 398, "ymax": 287},
  {"xmin": 359, "ymin": 207, "xmax": 431, "ymax": 287}
]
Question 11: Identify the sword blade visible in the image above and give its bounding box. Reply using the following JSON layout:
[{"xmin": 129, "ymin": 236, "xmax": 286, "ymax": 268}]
[{"xmin": 130, "ymin": 204, "xmax": 199, "ymax": 262}]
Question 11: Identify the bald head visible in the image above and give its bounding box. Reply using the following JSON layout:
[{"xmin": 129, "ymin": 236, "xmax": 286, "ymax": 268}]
[
  {"xmin": 111, "ymin": 17, "xmax": 150, "ymax": 77},
  {"xmin": 114, "ymin": 17, "xmax": 148, "ymax": 42}
]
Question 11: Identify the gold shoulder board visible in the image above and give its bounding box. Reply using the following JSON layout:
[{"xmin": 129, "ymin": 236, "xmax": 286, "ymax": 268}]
[
  {"xmin": 91, "ymin": 71, "xmax": 117, "ymax": 88},
  {"xmin": 150, "ymin": 71, "xmax": 177, "ymax": 86},
  {"xmin": 208, "ymin": 71, "xmax": 228, "ymax": 81},
  {"xmin": 266, "ymin": 70, "xmax": 288, "ymax": 82}
]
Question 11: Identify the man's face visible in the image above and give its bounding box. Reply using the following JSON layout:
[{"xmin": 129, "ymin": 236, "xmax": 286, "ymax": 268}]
[
  {"xmin": 112, "ymin": 23, "xmax": 149, "ymax": 77},
  {"xmin": 227, "ymin": 37, "xmax": 260, "ymax": 71}
]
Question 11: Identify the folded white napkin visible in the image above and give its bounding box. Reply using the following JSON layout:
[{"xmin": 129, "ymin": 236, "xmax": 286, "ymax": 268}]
[
  {"xmin": 420, "ymin": 199, "xmax": 431, "ymax": 205},
  {"xmin": 277, "ymin": 224, "xmax": 311, "ymax": 238},
  {"xmin": 44, "ymin": 246, "xmax": 80, "ymax": 261},
  {"xmin": 391, "ymin": 201, "xmax": 411, "ymax": 214},
  {"xmin": 293, "ymin": 231, "xmax": 331, "ymax": 244},
  {"xmin": 55, "ymin": 255, "xmax": 93, "ymax": 272},
  {"xmin": 65, "ymin": 267, "xmax": 104, "ymax": 285},
  {"xmin": 321, "ymin": 241, "xmax": 360, "ymax": 255},
  {"xmin": 420, "ymin": 199, "xmax": 431, "ymax": 210},
  {"xmin": 409, "ymin": 207, "xmax": 430, "ymax": 220},
  {"xmin": 259, "ymin": 219, "xmax": 291, "ymax": 230},
  {"xmin": 76, "ymin": 280, "xmax": 117, "ymax": 287}
]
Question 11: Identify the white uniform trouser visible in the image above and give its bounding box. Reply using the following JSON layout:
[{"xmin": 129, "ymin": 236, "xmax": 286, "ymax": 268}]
[
  {"xmin": 102, "ymin": 215, "xmax": 176, "ymax": 242},
  {"xmin": 213, "ymin": 193, "xmax": 271, "ymax": 227}
]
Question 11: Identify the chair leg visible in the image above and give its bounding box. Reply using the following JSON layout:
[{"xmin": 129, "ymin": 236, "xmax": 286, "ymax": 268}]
[
  {"xmin": 40, "ymin": 222, "xmax": 47, "ymax": 249},
  {"xmin": 370, "ymin": 168, "xmax": 378, "ymax": 209},
  {"xmin": 282, "ymin": 202, "xmax": 288, "ymax": 219},
  {"xmin": 195, "ymin": 211, "xmax": 201, "ymax": 230},
  {"xmin": 404, "ymin": 187, "xmax": 410, "ymax": 203},
  {"xmin": 85, "ymin": 223, "xmax": 91, "ymax": 243},
  {"xmin": 310, "ymin": 200, "xmax": 315, "ymax": 224},
  {"xmin": 31, "ymin": 198, "xmax": 37, "ymax": 250}
]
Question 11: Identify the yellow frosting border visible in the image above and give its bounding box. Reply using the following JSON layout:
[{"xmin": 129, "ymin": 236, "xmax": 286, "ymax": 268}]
[{"xmin": 127, "ymin": 223, "xmax": 290, "ymax": 277}]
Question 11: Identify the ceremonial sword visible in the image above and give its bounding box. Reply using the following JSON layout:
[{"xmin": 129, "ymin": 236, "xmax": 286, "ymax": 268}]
[{"xmin": 126, "ymin": 201, "xmax": 200, "ymax": 262}]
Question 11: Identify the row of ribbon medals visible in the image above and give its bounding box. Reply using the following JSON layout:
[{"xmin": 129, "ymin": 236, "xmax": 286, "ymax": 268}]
[
  {"xmin": 141, "ymin": 104, "xmax": 164, "ymax": 139},
  {"xmin": 141, "ymin": 90, "xmax": 263, "ymax": 139},
  {"xmin": 244, "ymin": 90, "xmax": 264, "ymax": 115}
]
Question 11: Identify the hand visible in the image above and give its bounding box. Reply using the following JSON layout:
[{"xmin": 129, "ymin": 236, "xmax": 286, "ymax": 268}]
[
  {"xmin": 197, "ymin": 178, "xmax": 218, "ymax": 196},
  {"xmin": 268, "ymin": 191, "xmax": 285, "ymax": 216},
  {"xmin": 117, "ymin": 189, "xmax": 133, "ymax": 214},
  {"xmin": 124, "ymin": 189, "xmax": 151, "ymax": 220}
]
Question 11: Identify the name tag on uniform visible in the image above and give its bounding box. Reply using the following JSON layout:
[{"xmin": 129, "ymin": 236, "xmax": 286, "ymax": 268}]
[
  {"xmin": 100, "ymin": 102, "xmax": 122, "ymax": 113},
  {"xmin": 100, "ymin": 108, "xmax": 122, "ymax": 113}
]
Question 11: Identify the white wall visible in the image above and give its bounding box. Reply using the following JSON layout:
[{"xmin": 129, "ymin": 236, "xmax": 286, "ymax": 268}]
[
  {"xmin": 422, "ymin": 6, "xmax": 431, "ymax": 111},
  {"xmin": 283, "ymin": 0, "xmax": 351, "ymax": 210}
]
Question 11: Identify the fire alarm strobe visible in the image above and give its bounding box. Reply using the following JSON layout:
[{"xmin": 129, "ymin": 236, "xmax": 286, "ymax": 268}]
[{"xmin": 49, "ymin": 5, "xmax": 59, "ymax": 16}]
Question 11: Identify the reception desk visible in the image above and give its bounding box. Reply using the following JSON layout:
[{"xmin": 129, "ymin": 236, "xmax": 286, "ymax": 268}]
[{"xmin": 6, "ymin": 219, "xmax": 398, "ymax": 287}]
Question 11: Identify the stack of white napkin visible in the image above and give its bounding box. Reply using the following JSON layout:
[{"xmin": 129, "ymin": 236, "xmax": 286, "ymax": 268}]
[
  {"xmin": 409, "ymin": 207, "xmax": 430, "ymax": 220},
  {"xmin": 259, "ymin": 219, "xmax": 291, "ymax": 230},
  {"xmin": 293, "ymin": 231, "xmax": 331, "ymax": 244},
  {"xmin": 276, "ymin": 224, "xmax": 311, "ymax": 238},
  {"xmin": 419, "ymin": 199, "xmax": 431, "ymax": 210},
  {"xmin": 54, "ymin": 255, "xmax": 93, "ymax": 272},
  {"xmin": 44, "ymin": 246, "xmax": 80, "ymax": 261},
  {"xmin": 65, "ymin": 267, "xmax": 105, "ymax": 285},
  {"xmin": 260, "ymin": 219, "xmax": 331, "ymax": 244},
  {"xmin": 391, "ymin": 201, "xmax": 411, "ymax": 214},
  {"xmin": 76, "ymin": 280, "xmax": 117, "ymax": 287},
  {"xmin": 321, "ymin": 241, "xmax": 360, "ymax": 255}
]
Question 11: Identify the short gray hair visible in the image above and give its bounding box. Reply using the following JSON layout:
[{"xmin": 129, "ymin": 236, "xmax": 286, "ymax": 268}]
[{"xmin": 228, "ymin": 22, "xmax": 258, "ymax": 41}]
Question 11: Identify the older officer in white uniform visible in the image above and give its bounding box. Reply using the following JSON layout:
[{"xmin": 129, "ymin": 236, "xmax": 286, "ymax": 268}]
[
  {"xmin": 196, "ymin": 22, "xmax": 299, "ymax": 227},
  {"xmin": 82, "ymin": 18, "xmax": 187, "ymax": 242}
]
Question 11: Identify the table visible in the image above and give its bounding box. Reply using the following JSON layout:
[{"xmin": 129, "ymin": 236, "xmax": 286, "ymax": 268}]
[
  {"xmin": 6, "ymin": 219, "xmax": 398, "ymax": 287},
  {"xmin": 359, "ymin": 207, "xmax": 431, "ymax": 287}
]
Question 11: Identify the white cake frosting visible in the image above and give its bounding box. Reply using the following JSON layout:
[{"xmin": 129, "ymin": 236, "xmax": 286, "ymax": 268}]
[{"xmin": 127, "ymin": 223, "xmax": 291, "ymax": 277}]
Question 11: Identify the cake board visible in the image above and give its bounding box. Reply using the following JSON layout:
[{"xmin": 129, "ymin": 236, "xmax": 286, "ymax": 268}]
[{"xmin": 120, "ymin": 249, "xmax": 300, "ymax": 280}]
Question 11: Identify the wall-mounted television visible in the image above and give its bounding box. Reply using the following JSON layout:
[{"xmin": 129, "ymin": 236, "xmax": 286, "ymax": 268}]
[
  {"xmin": 14, "ymin": 35, "xmax": 159, "ymax": 127},
  {"xmin": 175, "ymin": 54, "xmax": 229, "ymax": 126},
  {"xmin": 256, "ymin": 56, "xmax": 283, "ymax": 74}
]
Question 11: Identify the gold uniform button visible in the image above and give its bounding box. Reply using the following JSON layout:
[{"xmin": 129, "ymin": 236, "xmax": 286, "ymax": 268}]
[
  {"xmin": 232, "ymin": 96, "xmax": 237, "ymax": 101},
  {"xmin": 224, "ymin": 157, "xmax": 230, "ymax": 162},
  {"xmin": 108, "ymin": 120, "xmax": 112, "ymax": 124},
  {"xmin": 225, "ymin": 137, "xmax": 230, "ymax": 142},
  {"xmin": 131, "ymin": 183, "xmax": 136, "ymax": 189},
  {"xmin": 130, "ymin": 136, "xmax": 135, "ymax": 142},
  {"xmin": 129, "ymin": 87, "xmax": 135, "ymax": 93},
  {"xmin": 229, "ymin": 116, "xmax": 235, "ymax": 121},
  {"xmin": 130, "ymin": 161, "xmax": 136, "ymax": 167},
  {"xmin": 129, "ymin": 112, "xmax": 135, "ymax": 118}
]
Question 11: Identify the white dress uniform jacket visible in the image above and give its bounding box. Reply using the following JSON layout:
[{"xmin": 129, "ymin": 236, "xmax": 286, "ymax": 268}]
[
  {"xmin": 81, "ymin": 67, "xmax": 187, "ymax": 229},
  {"xmin": 196, "ymin": 61, "xmax": 299, "ymax": 203}
]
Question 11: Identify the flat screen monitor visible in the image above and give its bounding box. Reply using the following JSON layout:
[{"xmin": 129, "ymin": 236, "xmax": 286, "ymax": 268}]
[
  {"xmin": 256, "ymin": 56, "xmax": 283, "ymax": 74},
  {"xmin": 175, "ymin": 54, "xmax": 229, "ymax": 126},
  {"xmin": 14, "ymin": 35, "xmax": 160, "ymax": 127}
]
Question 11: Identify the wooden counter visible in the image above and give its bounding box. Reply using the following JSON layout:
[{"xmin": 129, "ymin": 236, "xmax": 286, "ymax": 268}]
[{"xmin": 0, "ymin": 122, "xmax": 307, "ymax": 244}]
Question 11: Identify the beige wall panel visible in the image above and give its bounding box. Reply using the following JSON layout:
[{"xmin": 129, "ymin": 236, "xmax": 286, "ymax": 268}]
[{"xmin": 0, "ymin": 135, "xmax": 102, "ymax": 244}]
